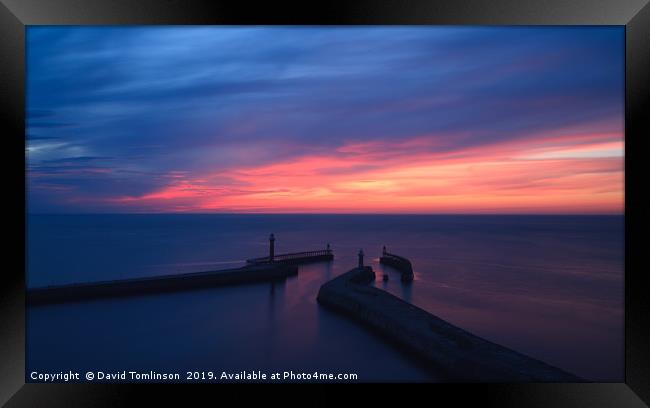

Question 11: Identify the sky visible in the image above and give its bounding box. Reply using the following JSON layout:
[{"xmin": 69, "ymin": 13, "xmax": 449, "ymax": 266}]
[{"xmin": 26, "ymin": 26, "xmax": 624, "ymax": 214}]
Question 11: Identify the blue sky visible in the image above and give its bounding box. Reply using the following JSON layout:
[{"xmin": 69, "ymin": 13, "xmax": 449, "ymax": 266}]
[{"xmin": 26, "ymin": 26, "xmax": 624, "ymax": 213}]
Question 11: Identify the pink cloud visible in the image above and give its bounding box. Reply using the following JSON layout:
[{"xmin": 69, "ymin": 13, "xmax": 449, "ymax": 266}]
[{"xmin": 105, "ymin": 129, "xmax": 623, "ymax": 214}]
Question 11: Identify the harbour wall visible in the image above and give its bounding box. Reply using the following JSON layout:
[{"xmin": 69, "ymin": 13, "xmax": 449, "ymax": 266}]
[
  {"xmin": 316, "ymin": 266, "xmax": 582, "ymax": 382},
  {"xmin": 28, "ymin": 263, "xmax": 298, "ymax": 306}
]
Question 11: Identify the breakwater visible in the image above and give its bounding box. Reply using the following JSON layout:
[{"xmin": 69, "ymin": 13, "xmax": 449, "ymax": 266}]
[
  {"xmin": 29, "ymin": 234, "xmax": 333, "ymax": 306},
  {"xmin": 316, "ymin": 266, "xmax": 582, "ymax": 382},
  {"xmin": 27, "ymin": 263, "xmax": 298, "ymax": 306},
  {"xmin": 379, "ymin": 247, "xmax": 414, "ymax": 282}
]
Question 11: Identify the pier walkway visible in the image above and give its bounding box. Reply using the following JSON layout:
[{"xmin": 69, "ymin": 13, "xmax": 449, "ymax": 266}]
[{"xmin": 317, "ymin": 260, "xmax": 581, "ymax": 382}]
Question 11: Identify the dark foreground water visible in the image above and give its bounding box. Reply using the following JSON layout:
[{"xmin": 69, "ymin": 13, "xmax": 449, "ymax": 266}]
[{"xmin": 27, "ymin": 214, "xmax": 624, "ymax": 382}]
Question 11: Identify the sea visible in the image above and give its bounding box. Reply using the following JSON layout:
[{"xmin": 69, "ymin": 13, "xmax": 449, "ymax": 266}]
[{"xmin": 26, "ymin": 214, "xmax": 624, "ymax": 382}]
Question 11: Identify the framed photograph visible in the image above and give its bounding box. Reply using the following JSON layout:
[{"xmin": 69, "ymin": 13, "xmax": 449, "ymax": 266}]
[{"xmin": 1, "ymin": 0, "xmax": 648, "ymax": 406}]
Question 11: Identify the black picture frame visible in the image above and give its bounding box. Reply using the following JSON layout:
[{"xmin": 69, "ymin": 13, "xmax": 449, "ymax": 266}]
[{"xmin": 1, "ymin": 0, "xmax": 648, "ymax": 406}]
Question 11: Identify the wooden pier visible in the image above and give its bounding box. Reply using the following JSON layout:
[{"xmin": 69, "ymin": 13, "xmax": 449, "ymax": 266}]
[
  {"xmin": 246, "ymin": 234, "xmax": 333, "ymax": 265},
  {"xmin": 246, "ymin": 249, "xmax": 333, "ymax": 265}
]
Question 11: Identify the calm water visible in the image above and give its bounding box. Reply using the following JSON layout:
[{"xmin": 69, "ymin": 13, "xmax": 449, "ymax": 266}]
[{"xmin": 27, "ymin": 214, "xmax": 624, "ymax": 382}]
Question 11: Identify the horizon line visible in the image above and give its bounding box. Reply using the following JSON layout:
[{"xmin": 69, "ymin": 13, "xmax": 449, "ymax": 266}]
[{"xmin": 26, "ymin": 212, "xmax": 625, "ymax": 216}]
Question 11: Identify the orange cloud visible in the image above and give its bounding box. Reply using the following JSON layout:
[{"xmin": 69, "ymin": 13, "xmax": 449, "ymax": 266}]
[{"xmin": 109, "ymin": 131, "xmax": 624, "ymax": 214}]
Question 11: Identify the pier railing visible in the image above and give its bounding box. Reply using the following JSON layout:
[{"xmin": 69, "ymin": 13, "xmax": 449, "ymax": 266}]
[{"xmin": 247, "ymin": 249, "xmax": 333, "ymax": 265}]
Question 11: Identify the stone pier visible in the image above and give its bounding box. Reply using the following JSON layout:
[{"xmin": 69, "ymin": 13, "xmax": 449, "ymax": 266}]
[{"xmin": 316, "ymin": 266, "xmax": 582, "ymax": 382}]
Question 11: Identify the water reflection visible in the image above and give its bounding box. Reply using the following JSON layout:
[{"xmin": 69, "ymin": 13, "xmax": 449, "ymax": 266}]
[
  {"xmin": 324, "ymin": 261, "xmax": 333, "ymax": 280},
  {"xmin": 267, "ymin": 280, "xmax": 286, "ymax": 322},
  {"xmin": 376, "ymin": 263, "xmax": 413, "ymax": 303},
  {"xmin": 400, "ymin": 280, "xmax": 413, "ymax": 304}
]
